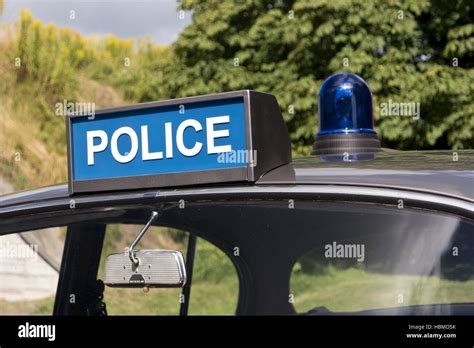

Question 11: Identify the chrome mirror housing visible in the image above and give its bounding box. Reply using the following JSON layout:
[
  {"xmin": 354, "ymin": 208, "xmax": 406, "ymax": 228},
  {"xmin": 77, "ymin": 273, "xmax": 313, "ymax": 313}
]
[{"xmin": 104, "ymin": 249, "xmax": 186, "ymax": 288}]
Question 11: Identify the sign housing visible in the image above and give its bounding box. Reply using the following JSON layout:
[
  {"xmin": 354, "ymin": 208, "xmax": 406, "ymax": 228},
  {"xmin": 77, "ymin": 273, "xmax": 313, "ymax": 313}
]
[{"xmin": 67, "ymin": 90, "xmax": 292, "ymax": 194}]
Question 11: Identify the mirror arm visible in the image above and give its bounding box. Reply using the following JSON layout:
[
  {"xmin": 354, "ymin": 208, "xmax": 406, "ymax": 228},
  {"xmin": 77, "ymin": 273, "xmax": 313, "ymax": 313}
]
[{"xmin": 128, "ymin": 211, "xmax": 159, "ymax": 265}]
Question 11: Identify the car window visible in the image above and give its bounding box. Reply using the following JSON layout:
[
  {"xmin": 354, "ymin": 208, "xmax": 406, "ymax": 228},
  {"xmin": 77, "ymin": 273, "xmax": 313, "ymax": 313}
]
[
  {"xmin": 289, "ymin": 204, "xmax": 474, "ymax": 315},
  {"xmin": 0, "ymin": 227, "xmax": 66, "ymax": 314},
  {"xmin": 98, "ymin": 224, "xmax": 239, "ymax": 315}
]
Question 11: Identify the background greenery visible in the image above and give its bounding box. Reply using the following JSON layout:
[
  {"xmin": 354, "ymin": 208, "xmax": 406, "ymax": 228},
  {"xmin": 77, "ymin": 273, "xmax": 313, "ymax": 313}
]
[
  {"xmin": 1, "ymin": 1, "xmax": 473, "ymax": 190},
  {"xmin": 182, "ymin": 0, "xmax": 474, "ymax": 154},
  {"xmin": 163, "ymin": 0, "xmax": 474, "ymax": 154}
]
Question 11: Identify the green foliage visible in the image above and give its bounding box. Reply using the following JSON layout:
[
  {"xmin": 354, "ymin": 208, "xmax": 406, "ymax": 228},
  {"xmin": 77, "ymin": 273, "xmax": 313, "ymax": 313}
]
[
  {"xmin": 108, "ymin": 38, "xmax": 171, "ymax": 102},
  {"xmin": 15, "ymin": 11, "xmax": 84, "ymax": 98},
  {"xmin": 132, "ymin": 0, "xmax": 473, "ymax": 153},
  {"xmin": 12, "ymin": 11, "xmax": 90, "ymax": 155},
  {"xmin": 0, "ymin": 11, "xmax": 169, "ymax": 184}
]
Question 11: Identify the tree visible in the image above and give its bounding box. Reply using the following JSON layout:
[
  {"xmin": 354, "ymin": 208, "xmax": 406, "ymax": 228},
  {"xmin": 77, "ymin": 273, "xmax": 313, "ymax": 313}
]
[{"xmin": 138, "ymin": 0, "xmax": 473, "ymax": 153}]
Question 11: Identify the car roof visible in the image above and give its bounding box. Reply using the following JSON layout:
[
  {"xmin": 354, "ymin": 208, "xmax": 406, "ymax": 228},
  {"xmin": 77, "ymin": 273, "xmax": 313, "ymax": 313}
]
[
  {"xmin": 0, "ymin": 150, "xmax": 472, "ymax": 209},
  {"xmin": 292, "ymin": 150, "xmax": 474, "ymax": 202}
]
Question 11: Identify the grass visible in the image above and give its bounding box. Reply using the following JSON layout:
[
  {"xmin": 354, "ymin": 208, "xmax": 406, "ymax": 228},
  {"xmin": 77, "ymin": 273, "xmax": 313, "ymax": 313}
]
[
  {"xmin": 103, "ymin": 277, "xmax": 238, "ymax": 315},
  {"xmin": 291, "ymin": 266, "xmax": 474, "ymax": 313},
  {"xmin": 0, "ymin": 72, "xmax": 125, "ymax": 191},
  {"xmin": 3, "ymin": 260, "xmax": 474, "ymax": 315},
  {"xmin": 0, "ymin": 280, "xmax": 238, "ymax": 315},
  {"xmin": 0, "ymin": 297, "xmax": 54, "ymax": 315},
  {"xmin": 0, "ymin": 276, "xmax": 239, "ymax": 315}
]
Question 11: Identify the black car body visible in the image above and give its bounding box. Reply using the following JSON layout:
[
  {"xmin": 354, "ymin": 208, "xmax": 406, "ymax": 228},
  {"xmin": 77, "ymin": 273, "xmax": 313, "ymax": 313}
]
[{"xmin": 0, "ymin": 150, "xmax": 472, "ymax": 315}]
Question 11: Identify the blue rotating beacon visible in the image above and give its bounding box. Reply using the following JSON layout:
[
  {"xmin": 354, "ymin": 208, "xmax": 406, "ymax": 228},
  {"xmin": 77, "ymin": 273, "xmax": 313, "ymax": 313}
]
[{"xmin": 312, "ymin": 72, "xmax": 381, "ymax": 161}]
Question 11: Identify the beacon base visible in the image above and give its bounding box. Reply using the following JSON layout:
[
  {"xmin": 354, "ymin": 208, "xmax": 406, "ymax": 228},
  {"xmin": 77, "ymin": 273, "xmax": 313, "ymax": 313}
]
[{"xmin": 312, "ymin": 132, "xmax": 381, "ymax": 160}]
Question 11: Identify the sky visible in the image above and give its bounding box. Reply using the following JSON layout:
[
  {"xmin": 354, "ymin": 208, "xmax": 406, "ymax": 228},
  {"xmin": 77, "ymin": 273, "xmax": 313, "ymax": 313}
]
[{"xmin": 0, "ymin": 0, "xmax": 192, "ymax": 45}]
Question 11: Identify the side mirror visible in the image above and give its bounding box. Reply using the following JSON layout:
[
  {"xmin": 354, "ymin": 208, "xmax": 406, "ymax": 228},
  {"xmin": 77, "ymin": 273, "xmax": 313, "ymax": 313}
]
[{"xmin": 104, "ymin": 249, "xmax": 186, "ymax": 288}]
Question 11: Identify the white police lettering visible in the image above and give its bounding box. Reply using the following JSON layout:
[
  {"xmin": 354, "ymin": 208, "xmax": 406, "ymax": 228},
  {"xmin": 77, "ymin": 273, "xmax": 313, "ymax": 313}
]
[
  {"xmin": 141, "ymin": 125, "xmax": 163, "ymax": 161},
  {"xmin": 86, "ymin": 116, "xmax": 232, "ymax": 165},
  {"xmin": 87, "ymin": 130, "xmax": 107, "ymax": 165},
  {"xmin": 207, "ymin": 115, "xmax": 231, "ymax": 154},
  {"xmin": 164, "ymin": 122, "xmax": 173, "ymax": 158},
  {"xmin": 176, "ymin": 119, "xmax": 203, "ymax": 157},
  {"xmin": 111, "ymin": 126, "xmax": 139, "ymax": 163}
]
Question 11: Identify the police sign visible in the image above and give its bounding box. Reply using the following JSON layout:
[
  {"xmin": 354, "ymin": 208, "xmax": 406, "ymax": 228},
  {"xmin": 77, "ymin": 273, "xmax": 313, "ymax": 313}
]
[{"xmin": 67, "ymin": 90, "xmax": 292, "ymax": 194}]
